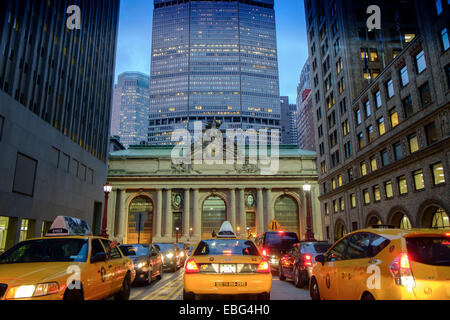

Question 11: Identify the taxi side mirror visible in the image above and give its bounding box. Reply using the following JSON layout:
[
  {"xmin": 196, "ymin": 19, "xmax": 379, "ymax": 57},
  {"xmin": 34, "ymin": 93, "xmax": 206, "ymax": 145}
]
[
  {"xmin": 315, "ymin": 254, "xmax": 325, "ymax": 265},
  {"xmin": 91, "ymin": 252, "xmax": 108, "ymax": 263}
]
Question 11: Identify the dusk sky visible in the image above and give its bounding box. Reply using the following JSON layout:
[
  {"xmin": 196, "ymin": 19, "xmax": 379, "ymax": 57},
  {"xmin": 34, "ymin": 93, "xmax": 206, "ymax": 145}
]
[{"xmin": 114, "ymin": 0, "xmax": 308, "ymax": 104}]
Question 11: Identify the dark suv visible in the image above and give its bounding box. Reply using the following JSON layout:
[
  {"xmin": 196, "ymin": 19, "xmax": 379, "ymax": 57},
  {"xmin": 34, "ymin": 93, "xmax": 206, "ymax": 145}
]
[
  {"xmin": 254, "ymin": 231, "xmax": 299, "ymax": 273},
  {"xmin": 279, "ymin": 241, "xmax": 332, "ymax": 288}
]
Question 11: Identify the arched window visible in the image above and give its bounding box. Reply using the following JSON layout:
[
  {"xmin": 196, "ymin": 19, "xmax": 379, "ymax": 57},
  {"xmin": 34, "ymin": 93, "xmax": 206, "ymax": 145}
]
[
  {"xmin": 202, "ymin": 196, "xmax": 226, "ymax": 239},
  {"xmin": 431, "ymin": 208, "xmax": 450, "ymax": 228},
  {"xmin": 335, "ymin": 221, "xmax": 347, "ymax": 241},
  {"xmin": 127, "ymin": 196, "xmax": 153, "ymax": 244},
  {"xmin": 399, "ymin": 215, "xmax": 412, "ymax": 230},
  {"xmin": 367, "ymin": 215, "xmax": 382, "ymax": 227},
  {"xmin": 274, "ymin": 195, "xmax": 299, "ymax": 235}
]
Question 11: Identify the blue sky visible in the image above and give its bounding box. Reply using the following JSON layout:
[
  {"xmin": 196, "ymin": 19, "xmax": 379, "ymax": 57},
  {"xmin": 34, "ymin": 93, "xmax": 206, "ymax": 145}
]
[{"xmin": 114, "ymin": 0, "xmax": 308, "ymax": 104}]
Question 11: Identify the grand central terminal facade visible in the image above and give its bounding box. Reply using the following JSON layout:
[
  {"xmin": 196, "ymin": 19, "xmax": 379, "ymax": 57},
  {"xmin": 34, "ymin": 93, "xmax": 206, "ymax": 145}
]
[{"xmin": 105, "ymin": 145, "xmax": 322, "ymax": 245}]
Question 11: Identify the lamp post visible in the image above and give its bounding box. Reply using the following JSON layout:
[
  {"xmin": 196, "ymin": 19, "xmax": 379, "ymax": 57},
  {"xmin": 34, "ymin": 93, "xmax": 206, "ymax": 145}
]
[
  {"xmin": 246, "ymin": 227, "xmax": 250, "ymax": 239},
  {"xmin": 303, "ymin": 184, "xmax": 316, "ymax": 241},
  {"xmin": 101, "ymin": 182, "xmax": 112, "ymax": 238},
  {"xmin": 236, "ymin": 226, "xmax": 240, "ymax": 236},
  {"xmin": 175, "ymin": 227, "xmax": 180, "ymax": 244}
]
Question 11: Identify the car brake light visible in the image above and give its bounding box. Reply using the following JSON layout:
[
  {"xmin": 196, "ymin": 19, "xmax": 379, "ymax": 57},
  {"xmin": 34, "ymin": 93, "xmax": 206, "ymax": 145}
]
[
  {"xmin": 304, "ymin": 254, "xmax": 312, "ymax": 267},
  {"xmin": 262, "ymin": 248, "xmax": 269, "ymax": 257},
  {"xmin": 222, "ymin": 250, "xmax": 232, "ymax": 256},
  {"xmin": 257, "ymin": 260, "xmax": 270, "ymax": 273},
  {"xmin": 185, "ymin": 258, "xmax": 199, "ymax": 273},
  {"xmin": 445, "ymin": 232, "xmax": 450, "ymax": 237},
  {"xmin": 389, "ymin": 253, "xmax": 415, "ymax": 289}
]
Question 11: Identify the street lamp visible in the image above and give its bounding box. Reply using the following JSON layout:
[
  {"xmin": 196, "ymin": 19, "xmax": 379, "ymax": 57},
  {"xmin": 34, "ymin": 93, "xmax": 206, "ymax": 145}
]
[
  {"xmin": 101, "ymin": 182, "xmax": 112, "ymax": 238},
  {"xmin": 175, "ymin": 227, "xmax": 180, "ymax": 244},
  {"xmin": 236, "ymin": 226, "xmax": 240, "ymax": 236},
  {"xmin": 303, "ymin": 184, "xmax": 316, "ymax": 241},
  {"xmin": 246, "ymin": 227, "xmax": 250, "ymax": 239},
  {"xmin": 189, "ymin": 227, "xmax": 193, "ymax": 238}
]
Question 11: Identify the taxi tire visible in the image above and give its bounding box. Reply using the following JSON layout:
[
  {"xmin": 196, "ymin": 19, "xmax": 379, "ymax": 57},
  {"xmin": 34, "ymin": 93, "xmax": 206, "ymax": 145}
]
[
  {"xmin": 257, "ymin": 293, "xmax": 270, "ymax": 300},
  {"xmin": 310, "ymin": 277, "xmax": 320, "ymax": 301},
  {"xmin": 157, "ymin": 265, "xmax": 163, "ymax": 280},
  {"xmin": 362, "ymin": 292, "xmax": 375, "ymax": 300},
  {"xmin": 294, "ymin": 268, "xmax": 307, "ymax": 288},
  {"xmin": 183, "ymin": 291, "xmax": 195, "ymax": 301},
  {"xmin": 147, "ymin": 269, "xmax": 153, "ymax": 286},
  {"xmin": 278, "ymin": 265, "xmax": 286, "ymax": 281},
  {"xmin": 64, "ymin": 288, "xmax": 84, "ymax": 300},
  {"xmin": 114, "ymin": 273, "xmax": 131, "ymax": 300}
]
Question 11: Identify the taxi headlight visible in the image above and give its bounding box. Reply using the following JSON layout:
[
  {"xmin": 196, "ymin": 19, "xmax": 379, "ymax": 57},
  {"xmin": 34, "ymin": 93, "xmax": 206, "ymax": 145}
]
[
  {"xmin": 180, "ymin": 251, "xmax": 185, "ymax": 257},
  {"xmin": 166, "ymin": 252, "xmax": 174, "ymax": 259},
  {"xmin": 6, "ymin": 282, "xmax": 59, "ymax": 299},
  {"xmin": 136, "ymin": 262, "xmax": 147, "ymax": 269}
]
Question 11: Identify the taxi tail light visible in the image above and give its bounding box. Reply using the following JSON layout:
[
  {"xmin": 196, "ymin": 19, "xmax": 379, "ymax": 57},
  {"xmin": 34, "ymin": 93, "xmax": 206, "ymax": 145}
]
[
  {"xmin": 445, "ymin": 232, "xmax": 450, "ymax": 237},
  {"xmin": 389, "ymin": 253, "xmax": 415, "ymax": 288},
  {"xmin": 304, "ymin": 254, "xmax": 313, "ymax": 267},
  {"xmin": 185, "ymin": 258, "xmax": 199, "ymax": 273},
  {"xmin": 257, "ymin": 260, "xmax": 270, "ymax": 273},
  {"xmin": 262, "ymin": 247, "xmax": 269, "ymax": 257}
]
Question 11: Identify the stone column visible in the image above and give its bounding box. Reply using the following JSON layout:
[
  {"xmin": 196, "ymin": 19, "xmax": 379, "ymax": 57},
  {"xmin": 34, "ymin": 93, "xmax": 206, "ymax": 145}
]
[
  {"xmin": 155, "ymin": 189, "xmax": 163, "ymax": 240},
  {"xmin": 256, "ymin": 188, "xmax": 264, "ymax": 234},
  {"xmin": 164, "ymin": 189, "xmax": 172, "ymax": 239},
  {"xmin": 107, "ymin": 189, "xmax": 117, "ymax": 238},
  {"xmin": 230, "ymin": 189, "xmax": 236, "ymax": 230},
  {"xmin": 265, "ymin": 188, "xmax": 274, "ymax": 231},
  {"xmin": 193, "ymin": 189, "xmax": 201, "ymax": 239},
  {"xmin": 239, "ymin": 188, "xmax": 246, "ymax": 236},
  {"xmin": 183, "ymin": 189, "xmax": 190, "ymax": 239},
  {"xmin": 118, "ymin": 190, "xmax": 128, "ymax": 243}
]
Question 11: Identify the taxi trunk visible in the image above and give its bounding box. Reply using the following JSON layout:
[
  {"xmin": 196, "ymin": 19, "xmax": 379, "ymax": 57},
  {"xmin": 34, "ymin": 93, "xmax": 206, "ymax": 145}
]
[{"xmin": 184, "ymin": 255, "xmax": 272, "ymax": 296}]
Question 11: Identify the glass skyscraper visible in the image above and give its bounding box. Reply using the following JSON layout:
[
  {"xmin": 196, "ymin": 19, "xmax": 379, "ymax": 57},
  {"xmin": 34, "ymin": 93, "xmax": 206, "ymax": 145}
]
[{"xmin": 148, "ymin": 0, "xmax": 281, "ymax": 144}]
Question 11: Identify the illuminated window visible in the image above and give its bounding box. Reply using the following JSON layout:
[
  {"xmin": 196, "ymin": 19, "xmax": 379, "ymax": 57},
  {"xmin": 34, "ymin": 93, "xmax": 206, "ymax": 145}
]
[
  {"xmin": 390, "ymin": 108, "xmax": 399, "ymax": 128},
  {"xmin": 378, "ymin": 117, "xmax": 386, "ymax": 136},
  {"xmin": 373, "ymin": 185, "xmax": 381, "ymax": 201},
  {"xmin": 400, "ymin": 66, "xmax": 409, "ymax": 86},
  {"xmin": 432, "ymin": 162, "xmax": 445, "ymax": 185},
  {"xmin": 363, "ymin": 189, "xmax": 370, "ymax": 205},
  {"xmin": 413, "ymin": 169, "xmax": 425, "ymax": 191},
  {"xmin": 367, "ymin": 125, "xmax": 374, "ymax": 143},
  {"xmin": 325, "ymin": 203, "xmax": 330, "ymax": 216},
  {"xmin": 386, "ymin": 79, "xmax": 394, "ymax": 98},
  {"xmin": 408, "ymin": 134, "xmax": 419, "ymax": 153},
  {"xmin": 432, "ymin": 209, "xmax": 449, "ymax": 228},
  {"xmin": 339, "ymin": 198, "xmax": 345, "ymax": 211},
  {"xmin": 404, "ymin": 33, "xmax": 415, "ymax": 43},
  {"xmin": 384, "ymin": 181, "xmax": 393, "ymax": 198},
  {"xmin": 350, "ymin": 194, "xmax": 356, "ymax": 208},
  {"xmin": 400, "ymin": 215, "xmax": 412, "ymax": 229},
  {"xmin": 0, "ymin": 217, "xmax": 9, "ymax": 252},
  {"xmin": 360, "ymin": 162, "xmax": 368, "ymax": 176},
  {"xmin": 375, "ymin": 91, "xmax": 382, "ymax": 108},
  {"xmin": 358, "ymin": 132, "xmax": 364, "ymax": 149},
  {"xmin": 441, "ymin": 28, "xmax": 449, "ymax": 51},
  {"xmin": 338, "ymin": 175, "xmax": 343, "ymax": 187},
  {"xmin": 370, "ymin": 156, "xmax": 378, "ymax": 172},
  {"xmin": 416, "ymin": 50, "xmax": 426, "ymax": 74},
  {"xmin": 398, "ymin": 176, "xmax": 408, "ymax": 195},
  {"xmin": 19, "ymin": 219, "xmax": 29, "ymax": 242}
]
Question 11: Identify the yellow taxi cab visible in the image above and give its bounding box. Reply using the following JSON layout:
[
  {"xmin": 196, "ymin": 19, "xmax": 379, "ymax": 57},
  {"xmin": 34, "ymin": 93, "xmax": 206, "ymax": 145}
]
[
  {"xmin": 310, "ymin": 226, "xmax": 450, "ymax": 300},
  {"xmin": 183, "ymin": 222, "xmax": 272, "ymax": 300},
  {"xmin": 0, "ymin": 216, "xmax": 135, "ymax": 300}
]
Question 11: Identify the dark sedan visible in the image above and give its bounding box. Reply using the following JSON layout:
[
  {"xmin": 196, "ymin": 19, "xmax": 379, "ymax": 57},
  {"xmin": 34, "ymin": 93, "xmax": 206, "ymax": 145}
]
[
  {"xmin": 279, "ymin": 241, "xmax": 332, "ymax": 288},
  {"xmin": 120, "ymin": 244, "xmax": 163, "ymax": 285},
  {"xmin": 153, "ymin": 243, "xmax": 182, "ymax": 272}
]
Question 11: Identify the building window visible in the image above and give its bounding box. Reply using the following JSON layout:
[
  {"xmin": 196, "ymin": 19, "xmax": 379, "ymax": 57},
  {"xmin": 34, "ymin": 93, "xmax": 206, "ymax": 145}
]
[
  {"xmin": 432, "ymin": 209, "xmax": 450, "ymax": 228},
  {"xmin": 373, "ymin": 185, "xmax": 381, "ymax": 202},
  {"xmin": 398, "ymin": 176, "xmax": 408, "ymax": 195},
  {"xmin": 408, "ymin": 134, "xmax": 419, "ymax": 153},
  {"xmin": 384, "ymin": 181, "xmax": 393, "ymax": 198},
  {"xmin": 402, "ymin": 95, "xmax": 413, "ymax": 118},
  {"xmin": 342, "ymin": 119, "xmax": 350, "ymax": 136},
  {"xmin": 419, "ymin": 82, "xmax": 432, "ymax": 107},
  {"xmin": 369, "ymin": 49, "xmax": 378, "ymax": 62},
  {"xmin": 339, "ymin": 197, "xmax": 345, "ymax": 211},
  {"xmin": 332, "ymin": 178, "xmax": 337, "ymax": 190},
  {"xmin": 13, "ymin": 153, "xmax": 38, "ymax": 197},
  {"xmin": 348, "ymin": 168, "xmax": 354, "ymax": 182},
  {"xmin": 364, "ymin": 100, "xmax": 371, "ymax": 117},
  {"xmin": 386, "ymin": 79, "xmax": 394, "ymax": 98},
  {"xmin": 441, "ymin": 28, "xmax": 449, "ymax": 51},
  {"xmin": 400, "ymin": 215, "xmax": 412, "ymax": 229},
  {"xmin": 378, "ymin": 117, "xmax": 386, "ymax": 136},
  {"xmin": 355, "ymin": 109, "xmax": 361, "ymax": 125},
  {"xmin": 415, "ymin": 50, "xmax": 426, "ymax": 74},
  {"xmin": 436, "ymin": 0, "xmax": 443, "ymax": 15},
  {"xmin": 413, "ymin": 169, "xmax": 425, "ymax": 191},
  {"xmin": 375, "ymin": 91, "xmax": 382, "ymax": 108},
  {"xmin": 358, "ymin": 132, "xmax": 365, "ymax": 149},
  {"xmin": 333, "ymin": 200, "xmax": 338, "ymax": 213},
  {"xmin": 344, "ymin": 141, "xmax": 352, "ymax": 158},
  {"xmin": 367, "ymin": 125, "xmax": 374, "ymax": 143},
  {"xmin": 321, "ymin": 161, "xmax": 327, "ymax": 174},
  {"xmin": 325, "ymin": 203, "xmax": 330, "ymax": 216},
  {"xmin": 432, "ymin": 162, "xmax": 446, "ymax": 185},
  {"xmin": 350, "ymin": 194, "xmax": 356, "ymax": 208},
  {"xmin": 425, "ymin": 122, "xmax": 438, "ymax": 145},
  {"xmin": 370, "ymin": 156, "xmax": 378, "ymax": 172},
  {"xmin": 381, "ymin": 149, "xmax": 390, "ymax": 167},
  {"xmin": 0, "ymin": 216, "xmax": 9, "ymax": 252},
  {"xmin": 400, "ymin": 66, "xmax": 409, "ymax": 87},
  {"xmin": 393, "ymin": 142, "xmax": 403, "ymax": 161},
  {"xmin": 338, "ymin": 174, "xmax": 343, "ymax": 187},
  {"xmin": 19, "ymin": 219, "xmax": 29, "ymax": 242},
  {"xmin": 390, "ymin": 108, "xmax": 399, "ymax": 128},
  {"xmin": 363, "ymin": 189, "xmax": 370, "ymax": 205},
  {"xmin": 360, "ymin": 161, "xmax": 368, "ymax": 176}
]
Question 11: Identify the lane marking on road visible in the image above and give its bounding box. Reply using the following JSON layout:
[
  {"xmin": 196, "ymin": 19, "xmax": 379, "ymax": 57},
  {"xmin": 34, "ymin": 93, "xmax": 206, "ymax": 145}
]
[
  {"xmin": 162, "ymin": 282, "xmax": 184, "ymax": 301},
  {"xmin": 132, "ymin": 271, "xmax": 182, "ymax": 300},
  {"xmin": 140, "ymin": 273, "xmax": 184, "ymax": 300}
]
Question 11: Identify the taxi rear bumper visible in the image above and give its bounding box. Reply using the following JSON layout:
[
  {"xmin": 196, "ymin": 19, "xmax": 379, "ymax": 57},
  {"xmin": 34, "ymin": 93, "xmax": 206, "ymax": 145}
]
[{"xmin": 184, "ymin": 273, "xmax": 272, "ymax": 295}]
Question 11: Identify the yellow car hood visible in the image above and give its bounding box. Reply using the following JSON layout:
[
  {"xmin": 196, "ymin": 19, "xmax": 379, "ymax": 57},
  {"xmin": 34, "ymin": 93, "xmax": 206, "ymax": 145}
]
[{"xmin": 0, "ymin": 262, "xmax": 78, "ymax": 286}]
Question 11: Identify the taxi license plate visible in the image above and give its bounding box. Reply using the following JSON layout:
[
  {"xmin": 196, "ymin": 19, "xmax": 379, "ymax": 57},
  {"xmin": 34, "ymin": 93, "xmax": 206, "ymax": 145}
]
[
  {"xmin": 220, "ymin": 264, "xmax": 236, "ymax": 274},
  {"xmin": 215, "ymin": 282, "xmax": 247, "ymax": 287}
]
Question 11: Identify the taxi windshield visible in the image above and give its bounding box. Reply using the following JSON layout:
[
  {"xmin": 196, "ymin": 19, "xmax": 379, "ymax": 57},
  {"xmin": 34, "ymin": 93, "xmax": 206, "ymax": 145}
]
[
  {"xmin": 0, "ymin": 238, "xmax": 88, "ymax": 264},
  {"xmin": 193, "ymin": 240, "xmax": 259, "ymax": 256},
  {"xmin": 154, "ymin": 243, "xmax": 176, "ymax": 253},
  {"xmin": 120, "ymin": 245, "xmax": 149, "ymax": 257}
]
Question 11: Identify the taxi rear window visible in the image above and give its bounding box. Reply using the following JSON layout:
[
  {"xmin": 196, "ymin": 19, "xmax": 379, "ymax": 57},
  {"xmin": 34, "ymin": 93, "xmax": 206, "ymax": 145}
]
[
  {"xmin": 265, "ymin": 232, "xmax": 299, "ymax": 249},
  {"xmin": 120, "ymin": 245, "xmax": 150, "ymax": 257},
  {"xmin": 0, "ymin": 238, "xmax": 88, "ymax": 264},
  {"xmin": 193, "ymin": 240, "xmax": 259, "ymax": 256},
  {"xmin": 406, "ymin": 237, "xmax": 450, "ymax": 266}
]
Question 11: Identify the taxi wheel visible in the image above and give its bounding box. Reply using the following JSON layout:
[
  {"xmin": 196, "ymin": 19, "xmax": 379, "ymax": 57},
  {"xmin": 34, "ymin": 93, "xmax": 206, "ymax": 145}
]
[
  {"xmin": 64, "ymin": 288, "xmax": 84, "ymax": 300},
  {"xmin": 278, "ymin": 265, "xmax": 286, "ymax": 281},
  {"xmin": 147, "ymin": 269, "xmax": 153, "ymax": 286},
  {"xmin": 310, "ymin": 277, "xmax": 320, "ymax": 301},
  {"xmin": 114, "ymin": 273, "xmax": 131, "ymax": 300},
  {"xmin": 362, "ymin": 292, "xmax": 375, "ymax": 300},
  {"xmin": 183, "ymin": 291, "xmax": 195, "ymax": 300},
  {"xmin": 294, "ymin": 268, "xmax": 307, "ymax": 288},
  {"xmin": 157, "ymin": 265, "xmax": 163, "ymax": 280}
]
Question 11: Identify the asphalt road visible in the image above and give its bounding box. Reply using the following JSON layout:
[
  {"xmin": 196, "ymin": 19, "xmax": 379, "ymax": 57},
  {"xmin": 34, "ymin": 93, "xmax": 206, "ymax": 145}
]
[{"xmin": 130, "ymin": 269, "xmax": 311, "ymax": 300}]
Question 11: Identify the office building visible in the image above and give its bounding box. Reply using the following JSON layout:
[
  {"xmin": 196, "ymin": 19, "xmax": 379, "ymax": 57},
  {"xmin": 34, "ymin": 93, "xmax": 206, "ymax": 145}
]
[
  {"xmin": 305, "ymin": 0, "xmax": 449, "ymax": 241},
  {"xmin": 0, "ymin": 0, "xmax": 120, "ymax": 251},
  {"xmin": 295, "ymin": 89, "xmax": 315, "ymax": 151},
  {"xmin": 280, "ymin": 96, "xmax": 297, "ymax": 145},
  {"xmin": 148, "ymin": 0, "xmax": 281, "ymax": 144}
]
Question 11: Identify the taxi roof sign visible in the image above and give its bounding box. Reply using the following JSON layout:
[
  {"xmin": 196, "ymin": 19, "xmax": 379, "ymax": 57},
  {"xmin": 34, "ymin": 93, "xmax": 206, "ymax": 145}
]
[
  {"xmin": 217, "ymin": 221, "xmax": 237, "ymax": 238},
  {"xmin": 45, "ymin": 216, "xmax": 92, "ymax": 237}
]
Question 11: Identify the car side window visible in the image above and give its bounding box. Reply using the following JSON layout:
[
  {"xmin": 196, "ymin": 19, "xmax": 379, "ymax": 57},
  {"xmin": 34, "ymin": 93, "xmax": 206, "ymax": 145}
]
[
  {"xmin": 326, "ymin": 237, "xmax": 350, "ymax": 261},
  {"xmin": 347, "ymin": 233, "xmax": 372, "ymax": 259},
  {"xmin": 100, "ymin": 239, "xmax": 121, "ymax": 259},
  {"xmin": 91, "ymin": 239, "xmax": 105, "ymax": 260}
]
